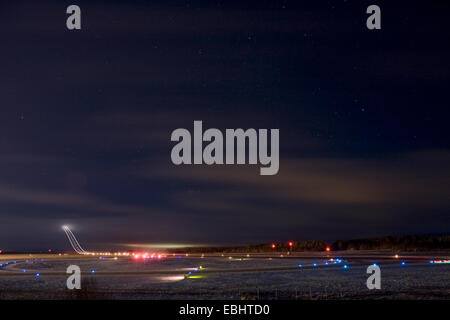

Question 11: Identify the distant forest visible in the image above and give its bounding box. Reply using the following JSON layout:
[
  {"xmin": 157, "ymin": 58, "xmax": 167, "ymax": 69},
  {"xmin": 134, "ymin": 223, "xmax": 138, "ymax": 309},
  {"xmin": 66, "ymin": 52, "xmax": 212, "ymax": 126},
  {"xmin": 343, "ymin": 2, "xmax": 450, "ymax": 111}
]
[
  {"xmin": 332, "ymin": 235, "xmax": 450, "ymax": 251},
  {"xmin": 168, "ymin": 235, "xmax": 450, "ymax": 253}
]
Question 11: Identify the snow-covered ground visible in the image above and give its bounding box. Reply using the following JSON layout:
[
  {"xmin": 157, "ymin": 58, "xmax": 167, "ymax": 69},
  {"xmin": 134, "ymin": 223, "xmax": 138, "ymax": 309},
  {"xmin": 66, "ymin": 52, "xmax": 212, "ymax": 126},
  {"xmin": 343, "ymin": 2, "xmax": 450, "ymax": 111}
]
[{"xmin": 0, "ymin": 256, "xmax": 449, "ymax": 299}]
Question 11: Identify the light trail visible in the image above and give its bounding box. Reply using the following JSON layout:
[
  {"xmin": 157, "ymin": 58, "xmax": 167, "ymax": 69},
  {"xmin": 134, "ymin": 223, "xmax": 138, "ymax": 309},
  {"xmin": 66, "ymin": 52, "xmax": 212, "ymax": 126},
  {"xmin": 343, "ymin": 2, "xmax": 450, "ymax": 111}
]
[
  {"xmin": 66, "ymin": 227, "xmax": 88, "ymax": 254},
  {"xmin": 62, "ymin": 226, "xmax": 89, "ymax": 255},
  {"xmin": 62, "ymin": 225, "xmax": 130, "ymax": 256}
]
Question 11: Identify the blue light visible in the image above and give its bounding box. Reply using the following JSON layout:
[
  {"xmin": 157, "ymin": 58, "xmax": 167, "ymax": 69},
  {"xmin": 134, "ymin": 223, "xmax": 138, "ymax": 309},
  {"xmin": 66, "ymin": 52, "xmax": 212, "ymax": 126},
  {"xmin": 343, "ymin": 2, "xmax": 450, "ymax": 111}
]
[
  {"xmin": 325, "ymin": 262, "xmax": 329, "ymax": 265},
  {"xmin": 35, "ymin": 273, "xmax": 40, "ymax": 277},
  {"xmin": 429, "ymin": 260, "xmax": 434, "ymax": 264},
  {"xmin": 343, "ymin": 265, "xmax": 348, "ymax": 269},
  {"xmin": 188, "ymin": 271, "xmax": 192, "ymax": 275},
  {"xmin": 312, "ymin": 263, "xmax": 318, "ymax": 267},
  {"xmin": 91, "ymin": 269, "xmax": 95, "ymax": 273},
  {"xmin": 177, "ymin": 256, "xmax": 182, "ymax": 259},
  {"xmin": 401, "ymin": 261, "xmax": 406, "ymax": 266},
  {"xmin": 372, "ymin": 263, "xmax": 378, "ymax": 267},
  {"xmin": 298, "ymin": 264, "xmax": 302, "ymax": 268},
  {"xmin": 22, "ymin": 269, "xmax": 26, "ymax": 273}
]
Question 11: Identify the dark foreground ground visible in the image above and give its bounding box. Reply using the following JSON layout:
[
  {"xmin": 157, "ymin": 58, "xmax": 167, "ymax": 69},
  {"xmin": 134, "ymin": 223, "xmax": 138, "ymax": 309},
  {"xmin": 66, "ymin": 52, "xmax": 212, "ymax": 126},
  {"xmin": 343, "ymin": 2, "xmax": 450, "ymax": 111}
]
[{"xmin": 0, "ymin": 251, "xmax": 449, "ymax": 299}]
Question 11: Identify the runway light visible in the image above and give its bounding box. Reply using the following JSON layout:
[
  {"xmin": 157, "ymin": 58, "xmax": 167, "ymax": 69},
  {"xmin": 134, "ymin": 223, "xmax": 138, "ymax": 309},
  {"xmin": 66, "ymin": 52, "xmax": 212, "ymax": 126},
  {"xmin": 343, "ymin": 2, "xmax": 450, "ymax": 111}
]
[
  {"xmin": 271, "ymin": 243, "xmax": 276, "ymax": 249},
  {"xmin": 91, "ymin": 269, "xmax": 95, "ymax": 273},
  {"xmin": 22, "ymin": 269, "xmax": 26, "ymax": 272},
  {"xmin": 325, "ymin": 247, "xmax": 331, "ymax": 252},
  {"xmin": 434, "ymin": 260, "xmax": 450, "ymax": 264},
  {"xmin": 35, "ymin": 273, "xmax": 40, "ymax": 277},
  {"xmin": 312, "ymin": 263, "xmax": 318, "ymax": 267},
  {"xmin": 394, "ymin": 254, "xmax": 399, "ymax": 259},
  {"xmin": 298, "ymin": 264, "xmax": 302, "ymax": 268},
  {"xmin": 187, "ymin": 275, "xmax": 204, "ymax": 279},
  {"xmin": 288, "ymin": 241, "xmax": 293, "ymax": 247},
  {"xmin": 401, "ymin": 261, "xmax": 406, "ymax": 266},
  {"xmin": 343, "ymin": 265, "xmax": 348, "ymax": 269},
  {"xmin": 429, "ymin": 260, "xmax": 434, "ymax": 264}
]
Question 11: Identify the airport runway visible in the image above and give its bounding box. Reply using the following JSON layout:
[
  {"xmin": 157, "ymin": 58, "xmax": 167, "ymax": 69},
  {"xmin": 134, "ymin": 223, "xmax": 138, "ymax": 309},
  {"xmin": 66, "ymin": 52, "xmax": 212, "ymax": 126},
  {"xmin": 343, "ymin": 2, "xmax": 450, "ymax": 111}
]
[{"xmin": 1, "ymin": 251, "xmax": 449, "ymax": 277}]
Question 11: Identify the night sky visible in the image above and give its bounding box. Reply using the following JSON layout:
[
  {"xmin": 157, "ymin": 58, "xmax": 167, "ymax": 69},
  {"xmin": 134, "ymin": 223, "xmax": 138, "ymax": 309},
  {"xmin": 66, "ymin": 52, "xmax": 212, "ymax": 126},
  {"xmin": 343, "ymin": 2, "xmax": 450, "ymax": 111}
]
[{"xmin": 0, "ymin": 0, "xmax": 449, "ymax": 251}]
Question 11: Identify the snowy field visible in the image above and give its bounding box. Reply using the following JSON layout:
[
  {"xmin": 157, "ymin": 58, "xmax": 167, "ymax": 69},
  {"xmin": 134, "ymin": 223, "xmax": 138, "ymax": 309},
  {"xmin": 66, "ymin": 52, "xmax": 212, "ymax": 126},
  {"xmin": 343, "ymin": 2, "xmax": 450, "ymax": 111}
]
[{"xmin": 0, "ymin": 255, "xmax": 449, "ymax": 299}]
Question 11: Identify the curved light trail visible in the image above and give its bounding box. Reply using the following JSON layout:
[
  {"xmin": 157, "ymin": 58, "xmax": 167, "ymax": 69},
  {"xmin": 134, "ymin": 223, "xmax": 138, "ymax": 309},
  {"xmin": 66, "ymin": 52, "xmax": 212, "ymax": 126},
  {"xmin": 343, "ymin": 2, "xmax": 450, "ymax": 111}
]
[
  {"xmin": 61, "ymin": 225, "xmax": 130, "ymax": 257},
  {"xmin": 62, "ymin": 226, "xmax": 89, "ymax": 255}
]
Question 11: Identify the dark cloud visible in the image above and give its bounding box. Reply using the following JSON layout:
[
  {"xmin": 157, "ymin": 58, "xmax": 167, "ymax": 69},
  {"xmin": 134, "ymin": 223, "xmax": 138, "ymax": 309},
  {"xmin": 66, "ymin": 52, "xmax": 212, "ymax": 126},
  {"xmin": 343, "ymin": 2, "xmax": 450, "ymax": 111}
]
[{"xmin": 0, "ymin": 0, "xmax": 449, "ymax": 250}]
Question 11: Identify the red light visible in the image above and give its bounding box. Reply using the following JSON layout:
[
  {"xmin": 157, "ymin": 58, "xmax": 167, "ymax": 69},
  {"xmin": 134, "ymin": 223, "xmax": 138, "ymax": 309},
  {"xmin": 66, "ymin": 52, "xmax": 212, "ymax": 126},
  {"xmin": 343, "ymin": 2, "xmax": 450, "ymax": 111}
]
[
  {"xmin": 271, "ymin": 244, "xmax": 276, "ymax": 249},
  {"xmin": 326, "ymin": 247, "xmax": 331, "ymax": 252},
  {"xmin": 288, "ymin": 242, "xmax": 293, "ymax": 247},
  {"xmin": 132, "ymin": 252, "xmax": 164, "ymax": 261},
  {"xmin": 0, "ymin": 249, "xmax": 2, "ymax": 254}
]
